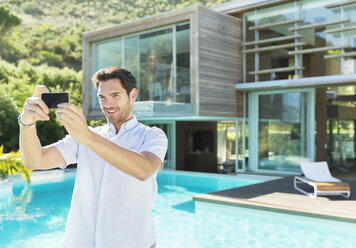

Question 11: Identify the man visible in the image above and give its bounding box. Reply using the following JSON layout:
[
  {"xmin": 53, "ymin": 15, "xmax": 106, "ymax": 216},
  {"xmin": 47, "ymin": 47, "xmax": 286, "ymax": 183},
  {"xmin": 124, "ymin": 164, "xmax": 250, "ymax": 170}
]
[{"xmin": 19, "ymin": 66, "xmax": 168, "ymax": 248}]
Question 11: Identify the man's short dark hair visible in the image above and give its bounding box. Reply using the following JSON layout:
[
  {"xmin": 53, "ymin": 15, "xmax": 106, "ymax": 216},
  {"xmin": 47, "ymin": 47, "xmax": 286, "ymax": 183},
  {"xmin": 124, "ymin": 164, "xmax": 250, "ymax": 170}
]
[{"xmin": 92, "ymin": 66, "xmax": 136, "ymax": 95}]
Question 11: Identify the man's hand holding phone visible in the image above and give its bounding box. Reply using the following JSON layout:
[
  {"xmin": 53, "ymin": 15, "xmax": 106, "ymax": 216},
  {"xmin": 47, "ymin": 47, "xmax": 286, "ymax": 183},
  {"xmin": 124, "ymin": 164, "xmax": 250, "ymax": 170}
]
[
  {"xmin": 20, "ymin": 85, "xmax": 70, "ymax": 127},
  {"xmin": 20, "ymin": 85, "xmax": 50, "ymax": 127},
  {"xmin": 20, "ymin": 84, "xmax": 89, "ymax": 144}
]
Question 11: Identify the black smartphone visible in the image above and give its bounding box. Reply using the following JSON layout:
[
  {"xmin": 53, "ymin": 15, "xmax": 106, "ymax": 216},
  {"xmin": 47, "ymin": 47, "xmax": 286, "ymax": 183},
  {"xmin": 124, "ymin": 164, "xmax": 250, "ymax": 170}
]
[{"xmin": 41, "ymin": 92, "xmax": 70, "ymax": 109}]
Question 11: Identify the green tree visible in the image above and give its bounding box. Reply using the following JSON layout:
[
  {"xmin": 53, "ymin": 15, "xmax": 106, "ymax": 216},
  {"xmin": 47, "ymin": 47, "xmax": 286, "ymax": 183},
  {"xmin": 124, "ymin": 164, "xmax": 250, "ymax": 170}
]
[
  {"xmin": 0, "ymin": 4, "xmax": 22, "ymax": 38},
  {"xmin": 21, "ymin": 2, "xmax": 44, "ymax": 16}
]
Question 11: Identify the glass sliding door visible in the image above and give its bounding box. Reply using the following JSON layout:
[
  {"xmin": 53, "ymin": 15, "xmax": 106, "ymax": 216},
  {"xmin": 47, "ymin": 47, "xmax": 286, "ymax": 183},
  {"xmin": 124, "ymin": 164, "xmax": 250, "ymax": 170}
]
[
  {"xmin": 237, "ymin": 119, "xmax": 248, "ymax": 172},
  {"xmin": 249, "ymin": 89, "xmax": 315, "ymax": 173},
  {"xmin": 139, "ymin": 121, "xmax": 175, "ymax": 170},
  {"xmin": 215, "ymin": 120, "xmax": 247, "ymax": 173},
  {"xmin": 217, "ymin": 122, "xmax": 236, "ymax": 173}
]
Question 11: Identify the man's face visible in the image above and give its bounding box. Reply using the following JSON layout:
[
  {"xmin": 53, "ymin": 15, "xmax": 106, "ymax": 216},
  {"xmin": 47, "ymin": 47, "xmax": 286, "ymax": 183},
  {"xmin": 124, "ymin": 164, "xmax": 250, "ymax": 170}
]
[{"xmin": 97, "ymin": 78, "xmax": 136, "ymax": 125}]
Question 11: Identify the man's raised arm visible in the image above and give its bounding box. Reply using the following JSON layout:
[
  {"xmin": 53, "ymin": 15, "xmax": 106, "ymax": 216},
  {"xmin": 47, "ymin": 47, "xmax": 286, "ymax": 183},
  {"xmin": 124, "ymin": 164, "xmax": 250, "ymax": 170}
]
[{"xmin": 19, "ymin": 85, "xmax": 66, "ymax": 170}]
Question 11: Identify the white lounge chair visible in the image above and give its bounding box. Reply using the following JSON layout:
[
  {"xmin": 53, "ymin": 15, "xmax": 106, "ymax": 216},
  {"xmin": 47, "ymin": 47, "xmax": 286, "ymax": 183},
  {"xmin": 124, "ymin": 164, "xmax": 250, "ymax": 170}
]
[{"xmin": 294, "ymin": 161, "xmax": 350, "ymax": 199}]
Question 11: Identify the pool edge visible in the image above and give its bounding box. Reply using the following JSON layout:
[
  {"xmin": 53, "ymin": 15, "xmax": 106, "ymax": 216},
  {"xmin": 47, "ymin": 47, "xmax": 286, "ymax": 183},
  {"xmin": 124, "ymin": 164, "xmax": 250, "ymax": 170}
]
[{"xmin": 193, "ymin": 194, "xmax": 356, "ymax": 224}]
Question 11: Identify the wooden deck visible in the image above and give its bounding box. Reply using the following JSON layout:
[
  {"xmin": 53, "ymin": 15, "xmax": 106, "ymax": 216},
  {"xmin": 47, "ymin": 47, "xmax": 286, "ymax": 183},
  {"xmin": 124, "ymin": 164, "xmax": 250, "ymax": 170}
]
[{"xmin": 193, "ymin": 177, "xmax": 356, "ymax": 223}]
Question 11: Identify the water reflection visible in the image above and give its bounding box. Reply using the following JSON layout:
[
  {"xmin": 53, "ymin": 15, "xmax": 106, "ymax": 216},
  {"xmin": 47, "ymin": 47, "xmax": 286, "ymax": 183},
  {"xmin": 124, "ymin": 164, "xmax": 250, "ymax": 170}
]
[{"xmin": 0, "ymin": 171, "xmax": 75, "ymax": 247}]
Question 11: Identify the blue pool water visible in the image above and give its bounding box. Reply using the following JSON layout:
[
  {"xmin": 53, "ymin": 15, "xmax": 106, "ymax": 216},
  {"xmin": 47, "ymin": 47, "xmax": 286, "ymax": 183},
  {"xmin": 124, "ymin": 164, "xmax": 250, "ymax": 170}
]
[{"xmin": 0, "ymin": 170, "xmax": 356, "ymax": 248}]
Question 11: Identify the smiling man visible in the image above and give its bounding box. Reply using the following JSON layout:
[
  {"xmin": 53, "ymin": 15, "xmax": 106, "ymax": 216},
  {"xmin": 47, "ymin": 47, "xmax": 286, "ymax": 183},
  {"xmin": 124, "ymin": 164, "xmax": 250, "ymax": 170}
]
[{"xmin": 19, "ymin": 66, "xmax": 168, "ymax": 248}]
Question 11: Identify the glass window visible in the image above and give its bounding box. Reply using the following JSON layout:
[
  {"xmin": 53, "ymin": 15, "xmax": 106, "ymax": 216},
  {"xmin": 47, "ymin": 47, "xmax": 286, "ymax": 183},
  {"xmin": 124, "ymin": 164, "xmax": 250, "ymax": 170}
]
[
  {"xmin": 139, "ymin": 29, "xmax": 173, "ymax": 102},
  {"xmin": 301, "ymin": 0, "xmax": 343, "ymax": 77},
  {"xmin": 124, "ymin": 36, "xmax": 140, "ymax": 98},
  {"xmin": 92, "ymin": 39, "xmax": 122, "ymax": 109},
  {"xmin": 243, "ymin": 0, "xmax": 356, "ymax": 81},
  {"xmin": 258, "ymin": 92, "xmax": 309, "ymax": 172},
  {"xmin": 92, "ymin": 23, "xmax": 191, "ymax": 113},
  {"xmin": 343, "ymin": 4, "xmax": 356, "ymax": 74},
  {"xmin": 176, "ymin": 23, "xmax": 190, "ymax": 103},
  {"xmin": 96, "ymin": 39, "xmax": 122, "ymax": 70},
  {"xmin": 244, "ymin": 3, "xmax": 297, "ymax": 82}
]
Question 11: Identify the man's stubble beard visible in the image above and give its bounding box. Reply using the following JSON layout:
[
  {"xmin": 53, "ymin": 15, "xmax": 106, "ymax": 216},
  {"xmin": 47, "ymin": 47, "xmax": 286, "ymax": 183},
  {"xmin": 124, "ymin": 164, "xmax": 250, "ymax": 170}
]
[{"xmin": 104, "ymin": 102, "xmax": 132, "ymax": 125}]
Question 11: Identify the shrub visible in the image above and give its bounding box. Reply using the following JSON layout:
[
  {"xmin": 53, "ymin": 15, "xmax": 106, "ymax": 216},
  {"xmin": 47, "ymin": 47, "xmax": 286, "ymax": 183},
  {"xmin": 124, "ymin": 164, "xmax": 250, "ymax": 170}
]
[
  {"xmin": 0, "ymin": 91, "xmax": 20, "ymax": 153},
  {"xmin": 39, "ymin": 50, "xmax": 63, "ymax": 67},
  {"xmin": 0, "ymin": 145, "xmax": 31, "ymax": 183},
  {"xmin": 21, "ymin": 2, "xmax": 44, "ymax": 16}
]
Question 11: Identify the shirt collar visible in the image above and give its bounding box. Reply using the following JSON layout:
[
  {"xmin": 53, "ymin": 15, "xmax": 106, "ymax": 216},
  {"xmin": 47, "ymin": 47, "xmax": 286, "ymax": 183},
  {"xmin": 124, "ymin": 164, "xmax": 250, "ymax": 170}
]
[{"xmin": 107, "ymin": 115, "xmax": 138, "ymax": 135}]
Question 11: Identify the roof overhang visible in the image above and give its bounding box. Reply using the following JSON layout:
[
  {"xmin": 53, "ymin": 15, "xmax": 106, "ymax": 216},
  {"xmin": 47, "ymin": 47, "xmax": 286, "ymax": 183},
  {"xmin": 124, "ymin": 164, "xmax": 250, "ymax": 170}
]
[
  {"xmin": 213, "ymin": 0, "xmax": 292, "ymax": 14},
  {"xmin": 235, "ymin": 74, "xmax": 356, "ymax": 92}
]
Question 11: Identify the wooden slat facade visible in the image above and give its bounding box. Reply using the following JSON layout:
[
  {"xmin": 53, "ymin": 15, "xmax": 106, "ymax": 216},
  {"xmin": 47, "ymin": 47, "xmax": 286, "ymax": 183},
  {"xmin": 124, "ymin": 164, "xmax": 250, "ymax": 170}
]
[
  {"xmin": 82, "ymin": 5, "xmax": 242, "ymax": 118},
  {"xmin": 197, "ymin": 6, "xmax": 242, "ymax": 117}
]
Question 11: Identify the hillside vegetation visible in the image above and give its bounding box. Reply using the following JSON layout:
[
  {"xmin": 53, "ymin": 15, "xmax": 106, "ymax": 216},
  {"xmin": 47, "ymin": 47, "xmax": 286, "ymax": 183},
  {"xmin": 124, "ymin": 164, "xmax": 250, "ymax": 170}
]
[
  {"xmin": 0, "ymin": 0, "xmax": 228, "ymax": 152},
  {"xmin": 1, "ymin": 0, "xmax": 228, "ymax": 70}
]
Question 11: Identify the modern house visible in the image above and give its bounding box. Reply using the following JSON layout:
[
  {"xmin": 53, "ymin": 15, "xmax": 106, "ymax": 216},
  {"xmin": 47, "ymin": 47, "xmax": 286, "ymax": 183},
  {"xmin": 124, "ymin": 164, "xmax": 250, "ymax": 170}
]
[{"xmin": 82, "ymin": 0, "xmax": 356, "ymax": 177}]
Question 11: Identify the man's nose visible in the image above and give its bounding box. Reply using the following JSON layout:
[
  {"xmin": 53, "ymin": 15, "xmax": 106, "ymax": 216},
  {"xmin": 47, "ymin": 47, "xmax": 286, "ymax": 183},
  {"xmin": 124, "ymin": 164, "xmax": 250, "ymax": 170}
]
[{"xmin": 103, "ymin": 99, "xmax": 115, "ymax": 108}]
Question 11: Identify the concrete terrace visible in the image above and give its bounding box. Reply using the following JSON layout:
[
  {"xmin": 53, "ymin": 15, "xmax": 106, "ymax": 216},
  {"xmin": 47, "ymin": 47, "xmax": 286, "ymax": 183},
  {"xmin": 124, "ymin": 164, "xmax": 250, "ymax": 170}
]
[{"xmin": 193, "ymin": 177, "xmax": 356, "ymax": 223}]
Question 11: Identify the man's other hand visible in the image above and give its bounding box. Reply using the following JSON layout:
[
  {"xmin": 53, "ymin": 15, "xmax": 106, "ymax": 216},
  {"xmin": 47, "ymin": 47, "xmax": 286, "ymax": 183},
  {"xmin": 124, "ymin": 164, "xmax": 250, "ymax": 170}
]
[{"xmin": 56, "ymin": 103, "xmax": 91, "ymax": 144}]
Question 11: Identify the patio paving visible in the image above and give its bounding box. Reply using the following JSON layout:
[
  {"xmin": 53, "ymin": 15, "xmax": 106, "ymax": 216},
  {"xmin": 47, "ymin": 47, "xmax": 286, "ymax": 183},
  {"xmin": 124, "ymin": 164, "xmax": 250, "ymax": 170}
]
[{"xmin": 193, "ymin": 177, "xmax": 356, "ymax": 223}]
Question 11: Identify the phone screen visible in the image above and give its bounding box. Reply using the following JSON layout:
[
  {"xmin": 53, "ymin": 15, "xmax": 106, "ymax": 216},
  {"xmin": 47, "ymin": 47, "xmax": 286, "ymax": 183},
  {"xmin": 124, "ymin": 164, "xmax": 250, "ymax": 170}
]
[{"xmin": 41, "ymin": 92, "xmax": 70, "ymax": 109}]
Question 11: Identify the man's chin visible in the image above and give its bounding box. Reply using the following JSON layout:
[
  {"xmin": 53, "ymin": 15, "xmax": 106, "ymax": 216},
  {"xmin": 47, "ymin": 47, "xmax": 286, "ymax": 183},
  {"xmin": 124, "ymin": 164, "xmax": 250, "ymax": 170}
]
[
  {"xmin": 104, "ymin": 114, "xmax": 116, "ymax": 123},
  {"xmin": 107, "ymin": 117, "xmax": 117, "ymax": 123},
  {"xmin": 106, "ymin": 115, "xmax": 125, "ymax": 125}
]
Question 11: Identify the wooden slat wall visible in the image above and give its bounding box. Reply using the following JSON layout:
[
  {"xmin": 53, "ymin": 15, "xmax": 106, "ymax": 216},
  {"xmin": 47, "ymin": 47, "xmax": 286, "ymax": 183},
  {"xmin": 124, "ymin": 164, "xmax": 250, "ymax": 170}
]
[{"xmin": 197, "ymin": 6, "xmax": 242, "ymax": 117}]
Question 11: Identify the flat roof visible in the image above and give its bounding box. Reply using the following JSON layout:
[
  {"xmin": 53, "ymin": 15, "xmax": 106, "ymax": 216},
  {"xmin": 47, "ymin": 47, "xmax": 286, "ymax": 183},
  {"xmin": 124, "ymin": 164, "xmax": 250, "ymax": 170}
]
[
  {"xmin": 213, "ymin": 0, "xmax": 292, "ymax": 14},
  {"xmin": 82, "ymin": 4, "xmax": 201, "ymax": 39}
]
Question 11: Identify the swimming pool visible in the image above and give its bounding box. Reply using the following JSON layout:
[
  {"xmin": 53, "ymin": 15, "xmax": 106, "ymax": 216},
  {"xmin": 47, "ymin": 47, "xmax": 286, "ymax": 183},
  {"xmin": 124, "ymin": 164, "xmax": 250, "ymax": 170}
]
[{"xmin": 0, "ymin": 170, "xmax": 355, "ymax": 248}]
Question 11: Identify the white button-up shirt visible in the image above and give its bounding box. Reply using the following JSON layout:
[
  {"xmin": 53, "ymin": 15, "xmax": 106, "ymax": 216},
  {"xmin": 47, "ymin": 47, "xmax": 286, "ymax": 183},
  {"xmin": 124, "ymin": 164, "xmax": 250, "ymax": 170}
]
[{"xmin": 54, "ymin": 117, "xmax": 168, "ymax": 248}]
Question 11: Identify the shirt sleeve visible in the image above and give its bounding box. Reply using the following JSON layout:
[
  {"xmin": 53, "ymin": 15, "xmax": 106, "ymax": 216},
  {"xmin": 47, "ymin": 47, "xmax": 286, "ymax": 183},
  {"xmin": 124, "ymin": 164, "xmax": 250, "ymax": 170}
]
[
  {"xmin": 54, "ymin": 134, "xmax": 79, "ymax": 169},
  {"xmin": 140, "ymin": 127, "xmax": 168, "ymax": 166}
]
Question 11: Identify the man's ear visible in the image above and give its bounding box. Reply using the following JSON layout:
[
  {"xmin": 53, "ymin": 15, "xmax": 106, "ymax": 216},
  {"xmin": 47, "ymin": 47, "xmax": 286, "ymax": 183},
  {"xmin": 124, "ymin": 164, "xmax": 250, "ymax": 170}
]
[{"xmin": 130, "ymin": 88, "xmax": 138, "ymax": 102}]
